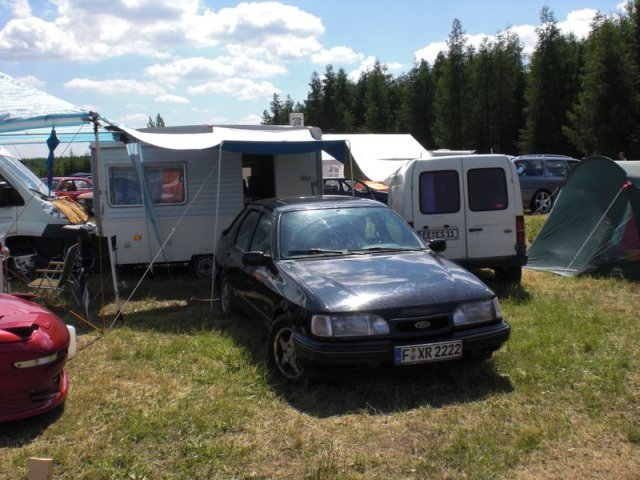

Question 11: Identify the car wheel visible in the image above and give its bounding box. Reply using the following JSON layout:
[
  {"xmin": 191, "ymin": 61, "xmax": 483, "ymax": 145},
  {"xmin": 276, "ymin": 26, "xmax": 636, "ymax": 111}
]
[
  {"xmin": 531, "ymin": 190, "xmax": 553, "ymax": 214},
  {"xmin": 268, "ymin": 316, "xmax": 304, "ymax": 382},
  {"xmin": 494, "ymin": 266, "xmax": 522, "ymax": 284},
  {"xmin": 219, "ymin": 274, "xmax": 234, "ymax": 318},
  {"xmin": 189, "ymin": 255, "xmax": 213, "ymax": 278}
]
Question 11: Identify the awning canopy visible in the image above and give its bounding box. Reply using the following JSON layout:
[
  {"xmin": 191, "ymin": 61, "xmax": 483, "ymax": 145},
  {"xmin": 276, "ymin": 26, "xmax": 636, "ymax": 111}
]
[
  {"xmin": 111, "ymin": 123, "xmax": 351, "ymax": 162},
  {"xmin": 0, "ymin": 72, "xmax": 95, "ymax": 133}
]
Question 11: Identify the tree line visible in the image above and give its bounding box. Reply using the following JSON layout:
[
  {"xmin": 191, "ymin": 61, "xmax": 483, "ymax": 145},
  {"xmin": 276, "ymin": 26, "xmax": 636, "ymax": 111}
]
[{"xmin": 262, "ymin": 3, "xmax": 640, "ymax": 159}]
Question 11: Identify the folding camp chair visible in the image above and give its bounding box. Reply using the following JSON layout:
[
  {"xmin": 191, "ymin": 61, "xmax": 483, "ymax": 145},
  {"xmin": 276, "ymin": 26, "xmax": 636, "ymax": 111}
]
[{"xmin": 27, "ymin": 243, "xmax": 81, "ymax": 303}]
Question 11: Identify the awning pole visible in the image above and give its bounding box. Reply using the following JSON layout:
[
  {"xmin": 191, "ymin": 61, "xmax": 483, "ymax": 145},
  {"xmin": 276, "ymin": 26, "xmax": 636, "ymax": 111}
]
[{"xmin": 210, "ymin": 144, "xmax": 223, "ymax": 311}]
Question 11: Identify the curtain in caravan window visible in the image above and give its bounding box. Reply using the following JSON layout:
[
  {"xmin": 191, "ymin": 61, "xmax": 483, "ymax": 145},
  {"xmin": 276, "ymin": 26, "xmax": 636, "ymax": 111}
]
[{"xmin": 108, "ymin": 164, "xmax": 186, "ymax": 206}]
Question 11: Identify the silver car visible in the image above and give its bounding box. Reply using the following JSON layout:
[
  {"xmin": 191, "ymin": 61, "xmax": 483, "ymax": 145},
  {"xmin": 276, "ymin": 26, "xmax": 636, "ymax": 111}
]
[{"xmin": 512, "ymin": 154, "xmax": 580, "ymax": 213}]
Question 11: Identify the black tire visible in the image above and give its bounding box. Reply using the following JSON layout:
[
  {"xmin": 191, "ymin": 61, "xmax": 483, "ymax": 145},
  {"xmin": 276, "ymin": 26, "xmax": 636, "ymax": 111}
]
[
  {"xmin": 494, "ymin": 266, "xmax": 522, "ymax": 284},
  {"xmin": 530, "ymin": 190, "xmax": 553, "ymax": 214},
  {"xmin": 268, "ymin": 316, "xmax": 304, "ymax": 382},
  {"xmin": 189, "ymin": 255, "xmax": 213, "ymax": 278},
  {"xmin": 218, "ymin": 274, "xmax": 234, "ymax": 319}
]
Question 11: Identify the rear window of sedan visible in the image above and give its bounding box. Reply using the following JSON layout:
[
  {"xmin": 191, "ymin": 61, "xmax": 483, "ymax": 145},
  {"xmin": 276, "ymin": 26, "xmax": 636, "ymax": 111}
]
[{"xmin": 279, "ymin": 206, "xmax": 423, "ymax": 257}]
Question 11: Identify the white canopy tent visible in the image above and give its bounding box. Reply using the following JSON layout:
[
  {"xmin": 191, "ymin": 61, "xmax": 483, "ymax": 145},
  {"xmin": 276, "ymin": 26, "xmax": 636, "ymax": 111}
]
[{"xmin": 321, "ymin": 133, "xmax": 431, "ymax": 183}]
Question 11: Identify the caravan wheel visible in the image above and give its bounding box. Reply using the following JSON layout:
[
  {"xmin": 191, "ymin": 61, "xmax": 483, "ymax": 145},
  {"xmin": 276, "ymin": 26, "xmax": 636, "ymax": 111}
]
[{"xmin": 189, "ymin": 255, "xmax": 213, "ymax": 278}]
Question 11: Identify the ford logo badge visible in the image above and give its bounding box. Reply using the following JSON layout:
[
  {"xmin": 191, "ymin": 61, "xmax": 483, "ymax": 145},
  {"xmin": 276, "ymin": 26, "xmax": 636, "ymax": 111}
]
[{"xmin": 415, "ymin": 320, "xmax": 431, "ymax": 329}]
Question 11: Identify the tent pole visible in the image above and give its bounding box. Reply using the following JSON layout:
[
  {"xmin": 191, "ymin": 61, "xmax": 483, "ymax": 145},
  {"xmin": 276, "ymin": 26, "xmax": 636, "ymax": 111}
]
[
  {"xmin": 564, "ymin": 186, "xmax": 625, "ymax": 274},
  {"xmin": 210, "ymin": 144, "xmax": 223, "ymax": 311},
  {"xmin": 93, "ymin": 119, "xmax": 122, "ymax": 325}
]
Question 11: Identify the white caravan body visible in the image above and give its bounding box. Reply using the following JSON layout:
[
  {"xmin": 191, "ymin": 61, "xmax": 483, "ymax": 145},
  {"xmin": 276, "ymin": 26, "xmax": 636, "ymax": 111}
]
[{"xmin": 93, "ymin": 131, "xmax": 326, "ymax": 274}]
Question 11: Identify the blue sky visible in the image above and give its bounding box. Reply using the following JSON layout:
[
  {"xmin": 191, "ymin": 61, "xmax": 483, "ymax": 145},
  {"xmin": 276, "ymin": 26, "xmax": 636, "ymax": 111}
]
[{"xmin": 0, "ymin": 0, "xmax": 629, "ymax": 133}]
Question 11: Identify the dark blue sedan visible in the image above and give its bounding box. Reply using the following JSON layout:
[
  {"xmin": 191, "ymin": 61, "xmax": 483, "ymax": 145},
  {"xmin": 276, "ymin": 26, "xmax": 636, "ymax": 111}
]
[{"xmin": 215, "ymin": 197, "xmax": 510, "ymax": 381}]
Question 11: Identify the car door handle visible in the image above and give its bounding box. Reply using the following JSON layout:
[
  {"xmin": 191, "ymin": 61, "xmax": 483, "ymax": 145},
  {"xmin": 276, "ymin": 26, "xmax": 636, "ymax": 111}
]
[{"xmin": 469, "ymin": 228, "xmax": 483, "ymax": 232}]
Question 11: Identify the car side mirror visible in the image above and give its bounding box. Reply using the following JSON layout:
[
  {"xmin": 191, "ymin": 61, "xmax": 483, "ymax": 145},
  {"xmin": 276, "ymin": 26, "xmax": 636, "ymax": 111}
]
[
  {"xmin": 242, "ymin": 251, "xmax": 271, "ymax": 267},
  {"xmin": 428, "ymin": 239, "xmax": 446, "ymax": 253}
]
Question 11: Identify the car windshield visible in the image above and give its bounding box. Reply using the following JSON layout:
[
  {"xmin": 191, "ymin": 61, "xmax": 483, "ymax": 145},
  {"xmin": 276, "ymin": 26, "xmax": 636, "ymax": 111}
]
[{"xmin": 279, "ymin": 206, "xmax": 424, "ymax": 258}]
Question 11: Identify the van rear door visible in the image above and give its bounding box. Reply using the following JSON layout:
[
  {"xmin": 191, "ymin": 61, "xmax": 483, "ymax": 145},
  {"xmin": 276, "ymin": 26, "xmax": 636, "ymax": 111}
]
[
  {"xmin": 411, "ymin": 157, "xmax": 466, "ymax": 261},
  {"xmin": 462, "ymin": 156, "xmax": 517, "ymax": 260}
]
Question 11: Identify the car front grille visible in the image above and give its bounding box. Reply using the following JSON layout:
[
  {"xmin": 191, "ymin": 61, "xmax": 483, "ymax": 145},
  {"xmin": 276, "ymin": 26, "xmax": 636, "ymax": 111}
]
[{"xmin": 389, "ymin": 313, "xmax": 452, "ymax": 338}]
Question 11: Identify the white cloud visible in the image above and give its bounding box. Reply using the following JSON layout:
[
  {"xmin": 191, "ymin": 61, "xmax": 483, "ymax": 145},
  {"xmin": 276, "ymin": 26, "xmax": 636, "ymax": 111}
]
[
  {"xmin": 414, "ymin": 8, "xmax": 599, "ymax": 65},
  {"xmin": 311, "ymin": 46, "xmax": 364, "ymax": 65},
  {"xmin": 188, "ymin": 78, "xmax": 279, "ymax": 100},
  {"xmin": 16, "ymin": 74, "xmax": 44, "ymax": 87},
  {"xmin": 4, "ymin": 0, "xmax": 31, "ymax": 17},
  {"xmin": 188, "ymin": 2, "xmax": 324, "ymax": 50},
  {"xmin": 119, "ymin": 113, "xmax": 153, "ymax": 128},
  {"xmin": 64, "ymin": 78, "xmax": 166, "ymax": 96},
  {"xmin": 0, "ymin": 0, "xmax": 324, "ymax": 64},
  {"xmin": 558, "ymin": 8, "xmax": 598, "ymax": 38},
  {"xmin": 347, "ymin": 56, "xmax": 403, "ymax": 82},
  {"xmin": 145, "ymin": 56, "xmax": 286, "ymax": 85},
  {"xmin": 155, "ymin": 94, "xmax": 189, "ymax": 104},
  {"xmin": 414, "ymin": 41, "xmax": 447, "ymax": 65}
]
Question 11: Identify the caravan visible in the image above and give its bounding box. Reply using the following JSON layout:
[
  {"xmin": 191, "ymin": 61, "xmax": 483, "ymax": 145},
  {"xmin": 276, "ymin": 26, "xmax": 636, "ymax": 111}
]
[
  {"xmin": 92, "ymin": 125, "xmax": 348, "ymax": 277},
  {"xmin": 0, "ymin": 147, "xmax": 87, "ymax": 274},
  {"xmin": 388, "ymin": 154, "xmax": 527, "ymax": 282}
]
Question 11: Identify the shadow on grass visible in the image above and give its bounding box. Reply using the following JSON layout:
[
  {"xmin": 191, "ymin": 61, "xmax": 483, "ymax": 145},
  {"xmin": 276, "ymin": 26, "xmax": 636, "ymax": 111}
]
[
  {"xmin": 274, "ymin": 359, "xmax": 514, "ymax": 418},
  {"xmin": 472, "ymin": 269, "xmax": 532, "ymax": 303},
  {"xmin": 66, "ymin": 265, "xmax": 516, "ymax": 418},
  {"xmin": 0, "ymin": 404, "xmax": 65, "ymax": 448}
]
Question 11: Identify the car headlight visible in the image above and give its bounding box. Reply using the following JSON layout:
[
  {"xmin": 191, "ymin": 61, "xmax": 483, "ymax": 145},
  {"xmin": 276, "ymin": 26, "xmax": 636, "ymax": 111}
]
[
  {"xmin": 13, "ymin": 352, "xmax": 61, "ymax": 368},
  {"xmin": 43, "ymin": 203, "xmax": 63, "ymax": 218},
  {"xmin": 311, "ymin": 313, "xmax": 390, "ymax": 337},
  {"xmin": 453, "ymin": 298, "xmax": 502, "ymax": 327}
]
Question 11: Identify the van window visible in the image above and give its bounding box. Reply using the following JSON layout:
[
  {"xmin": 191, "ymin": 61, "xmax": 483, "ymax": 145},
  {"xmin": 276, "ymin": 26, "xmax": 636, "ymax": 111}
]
[
  {"xmin": 108, "ymin": 163, "xmax": 186, "ymax": 206},
  {"xmin": 419, "ymin": 171, "xmax": 460, "ymax": 214},
  {"xmin": 468, "ymin": 168, "xmax": 508, "ymax": 211}
]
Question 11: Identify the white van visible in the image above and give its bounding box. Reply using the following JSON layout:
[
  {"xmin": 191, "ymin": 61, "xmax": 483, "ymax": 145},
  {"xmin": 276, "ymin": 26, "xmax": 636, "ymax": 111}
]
[
  {"xmin": 387, "ymin": 154, "xmax": 527, "ymax": 282},
  {"xmin": 0, "ymin": 147, "xmax": 87, "ymax": 275}
]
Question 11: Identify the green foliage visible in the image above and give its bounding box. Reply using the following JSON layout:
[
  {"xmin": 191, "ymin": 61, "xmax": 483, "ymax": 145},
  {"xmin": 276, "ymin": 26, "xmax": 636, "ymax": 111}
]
[
  {"xmin": 264, "ymin": 5, "xmax": 640, "ymax": 158},
  {"xmin": 147, "ymin": 113, "xmax": 166, "ymax": 128}
]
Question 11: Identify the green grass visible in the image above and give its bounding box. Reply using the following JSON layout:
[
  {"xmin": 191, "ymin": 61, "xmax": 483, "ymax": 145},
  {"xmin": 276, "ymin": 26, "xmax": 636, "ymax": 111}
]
[{"xmin": 2, "ymin": 216, "xmax": 639, "ymax": 479}]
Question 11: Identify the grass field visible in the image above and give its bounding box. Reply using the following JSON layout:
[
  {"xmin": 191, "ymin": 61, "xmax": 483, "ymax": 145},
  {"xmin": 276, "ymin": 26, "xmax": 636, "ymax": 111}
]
[{"xmin": 2, "ymin": 216, "xmax": 639, "ymax": 479}]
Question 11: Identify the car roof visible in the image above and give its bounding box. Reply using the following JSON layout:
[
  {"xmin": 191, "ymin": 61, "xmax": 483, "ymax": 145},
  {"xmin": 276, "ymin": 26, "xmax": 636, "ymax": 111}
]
[
  {"xmin": 251, "ymin": 196, "xmax": 383, "ymax": 212},
  {"xmin": 513, "ymin": 154, "xmax": 579, "ymax": 161}
]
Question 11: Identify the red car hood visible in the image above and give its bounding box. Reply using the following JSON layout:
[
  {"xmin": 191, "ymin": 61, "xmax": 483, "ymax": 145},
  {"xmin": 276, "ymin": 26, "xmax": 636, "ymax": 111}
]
[{"xmin": 0, "ymin": 294, "xmax": 60, "ymax": 343}]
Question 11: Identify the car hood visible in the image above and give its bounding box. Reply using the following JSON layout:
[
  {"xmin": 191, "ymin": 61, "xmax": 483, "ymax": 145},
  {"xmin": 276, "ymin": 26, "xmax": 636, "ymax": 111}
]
[{"xmin": 278, "ymin": 251, "xmax": 494, "ymax": 312}]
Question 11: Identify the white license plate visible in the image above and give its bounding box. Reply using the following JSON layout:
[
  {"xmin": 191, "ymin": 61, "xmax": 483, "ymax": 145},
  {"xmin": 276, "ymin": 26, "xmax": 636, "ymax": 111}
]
[
  {"xmin": 394, "ymin": 340, "xmax": 462, "ymax": 365},
  {"xmin": 420, "ymin": 228, "xmax": 458, "ymax": 240}
]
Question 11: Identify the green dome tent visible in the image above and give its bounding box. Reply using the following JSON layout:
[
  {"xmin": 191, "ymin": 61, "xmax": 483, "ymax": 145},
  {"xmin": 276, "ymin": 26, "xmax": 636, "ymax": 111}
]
[{"xmin": 527, "ymin": 158, "xmax": 640, "ymax": 279}]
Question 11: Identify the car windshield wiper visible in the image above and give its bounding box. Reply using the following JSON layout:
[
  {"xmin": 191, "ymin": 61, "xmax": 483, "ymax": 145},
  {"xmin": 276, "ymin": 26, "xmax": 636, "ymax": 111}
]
[
  {"xmin": 287, "ymin": 248, "xmax": 346, "ymax": 256},
  {"xmin": 349, "ymin": 246, "xmax": 422, "ymax": 254}
]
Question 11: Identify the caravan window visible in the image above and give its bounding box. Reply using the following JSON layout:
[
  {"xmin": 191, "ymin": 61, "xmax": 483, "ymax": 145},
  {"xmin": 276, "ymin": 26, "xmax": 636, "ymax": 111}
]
[
  {"xmin": 419, "ymin": 170, "xmax": 460, "ymax": 214},
  {"xmin": 108, "ymin": 163, "xmax": 186, "ymax": 206}
]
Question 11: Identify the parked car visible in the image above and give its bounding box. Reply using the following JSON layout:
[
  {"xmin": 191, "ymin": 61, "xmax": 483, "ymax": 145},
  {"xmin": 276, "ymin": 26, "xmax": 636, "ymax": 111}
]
[
  {"xmin": 0, "ymin": 293, "xmax": 76, "ymax": 422},
  {"xmin": 388, "ymin": 155, "xmax": 527, "ymax": 283},
  {"xmin": 512, "ymin": 154, "xmax": 580, "ymax": 213},
  {"xmin": 323, "ymin": 178, "xmax": 388, "ymax": 204},
  {"xmin": 215, "ymin": 196, "xmax": 510, "ymax": 381},
  {"xmin": 41, "ymin": 176, "xmax": 93, "ymax": 202}
]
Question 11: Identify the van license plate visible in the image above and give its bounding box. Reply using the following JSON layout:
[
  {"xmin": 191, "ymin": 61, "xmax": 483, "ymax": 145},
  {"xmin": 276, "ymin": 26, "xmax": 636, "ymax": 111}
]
[
  {"xmin": 420, "ymin": 228, "xmax": 458, "ymax": 240},
  {"xmin": 394, "ymin": 340, "xmax": 462, "ymax": 365}
]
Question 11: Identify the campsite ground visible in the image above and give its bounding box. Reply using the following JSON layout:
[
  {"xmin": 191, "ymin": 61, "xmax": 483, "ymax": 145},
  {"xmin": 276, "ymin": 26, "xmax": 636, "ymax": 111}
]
[{"xmin": 1, "ymin": 216, "xmax": 639, "ymax": 479}]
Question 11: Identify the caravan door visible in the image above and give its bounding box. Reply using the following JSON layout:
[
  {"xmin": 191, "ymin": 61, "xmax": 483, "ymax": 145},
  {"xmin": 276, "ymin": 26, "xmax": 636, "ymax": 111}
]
[
  {"xmin": 411, "ymin": 157, "xmax": 467, "ymax": 261},
  {"xmin": 462, "ymin": 156, "xmax": 518, "ymax": 261}
]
